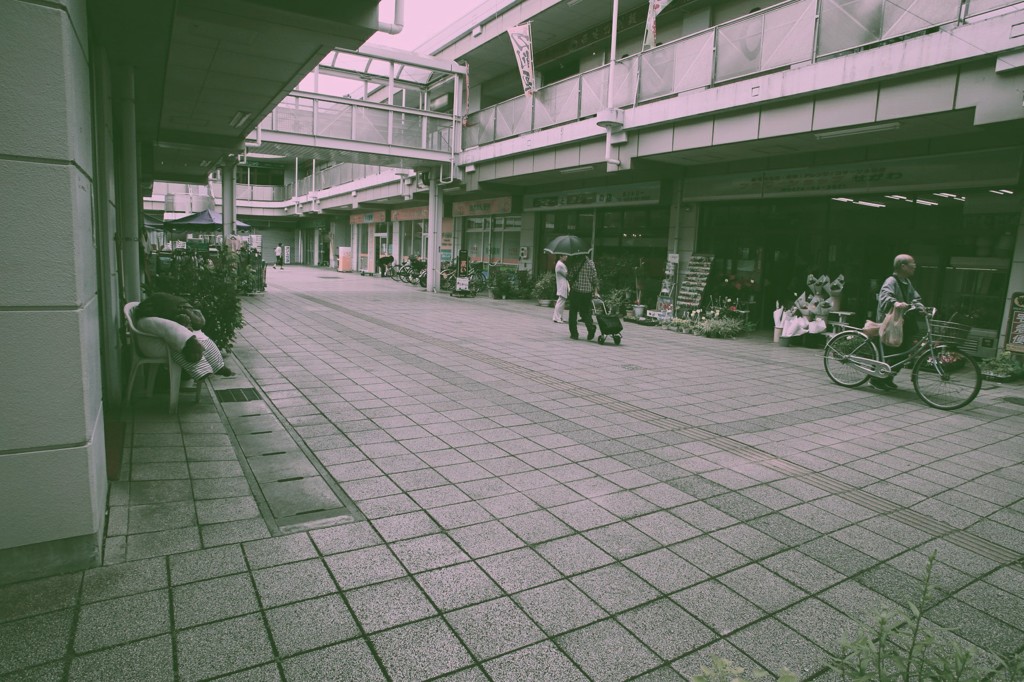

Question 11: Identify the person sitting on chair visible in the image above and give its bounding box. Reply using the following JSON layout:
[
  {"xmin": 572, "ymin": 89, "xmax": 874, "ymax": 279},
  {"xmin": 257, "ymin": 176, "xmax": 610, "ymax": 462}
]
[{"xmin": 134, "ymin": 292, "xmax": 233, "ymax": 382}]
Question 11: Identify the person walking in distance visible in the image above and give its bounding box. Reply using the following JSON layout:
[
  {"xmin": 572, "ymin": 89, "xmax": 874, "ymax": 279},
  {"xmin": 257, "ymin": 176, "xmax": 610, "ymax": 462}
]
[
  {"xmin": 872, "ymin": 253, "xmax": 926, "ymax": 391},
  {"xmin": 274, "ymin": 243, "xmax": 284, "ymax": 269},
  {"xmin": 567, "ymin": 253, "xmax": 599, "ymax": 340},
  {"xmin": 553, "ymin": 254, "xmax": 569, "ymax": 323}
]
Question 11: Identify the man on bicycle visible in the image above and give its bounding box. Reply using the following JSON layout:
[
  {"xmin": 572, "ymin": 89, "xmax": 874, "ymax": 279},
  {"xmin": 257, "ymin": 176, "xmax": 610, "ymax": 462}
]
[{"xmin": 873, "ymin": 253, "xmax": 926, "ymax": 391}]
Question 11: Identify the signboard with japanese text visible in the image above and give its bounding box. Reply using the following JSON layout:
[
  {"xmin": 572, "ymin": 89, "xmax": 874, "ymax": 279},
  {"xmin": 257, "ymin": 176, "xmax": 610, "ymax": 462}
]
[
  {"xmin": 524, "ymin": 182, "xmax": 661, "ymax": 211},
  {"xmin": 681, "ymin": 149, "xmax": 1021, "ymax": 200},
  {"xmin": 452, "ymin": 196, "xmax": 513, "ymax": 217},
  {"xmin": 392, "ymin": 206, "xmax": 429, "ymax": 221},
  {"xmin": 349, "ymin": 210, "xmax": 387, "ymax": 225},
  {"xmin": 1007, "ymin": 292, "xmax": 1024, "ymax": 354}
]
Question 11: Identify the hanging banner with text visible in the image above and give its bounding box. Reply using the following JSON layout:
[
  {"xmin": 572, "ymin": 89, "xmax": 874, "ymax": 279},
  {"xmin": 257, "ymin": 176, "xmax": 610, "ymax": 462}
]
[
  {"xmin": 644, "ymin": 0, "xmax": 673, "ymax": 49},
  {"xmin": 349, "ymin": 210, "xmax": 387, "ymax": 225},
  {"xmin": 508, "ymin": 23, "xmax": 536, "ymax": 96}
]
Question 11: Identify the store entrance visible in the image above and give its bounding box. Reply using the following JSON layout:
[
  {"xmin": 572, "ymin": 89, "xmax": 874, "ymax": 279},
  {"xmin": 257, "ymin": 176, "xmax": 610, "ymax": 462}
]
[{"xmin": 699, "ymin": 189, "xmax": 1019, "ymax": 331}]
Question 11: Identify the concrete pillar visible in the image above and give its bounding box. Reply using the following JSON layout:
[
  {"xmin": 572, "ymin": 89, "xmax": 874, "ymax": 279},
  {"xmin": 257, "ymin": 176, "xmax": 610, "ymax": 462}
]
[
  {"xmin": 222, "ymin": 159, "xmax": 237, "ymax": 242},
  {"xmin": 426, "ymin": 173, "xmax": 443, "ymax": 292},
  {"xmin": 115, "ymin": 68, "xmax": 141, "ymax": 302},
  {"xmin": 0, "ymin": 0, "xmax": 108, "ymax": 582}
]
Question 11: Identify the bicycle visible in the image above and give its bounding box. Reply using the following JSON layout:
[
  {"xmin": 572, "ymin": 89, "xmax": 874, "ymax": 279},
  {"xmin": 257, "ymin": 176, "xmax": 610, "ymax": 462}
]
[{"xmin": 822, "ymin": 307, "xmax": 981, "ymax": 410}]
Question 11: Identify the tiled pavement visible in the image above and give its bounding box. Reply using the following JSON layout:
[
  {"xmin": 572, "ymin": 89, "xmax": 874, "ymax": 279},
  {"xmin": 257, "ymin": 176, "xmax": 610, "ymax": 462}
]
[{"xmin": 4, "ymin": 266, "xmax": 1024, "ymax": 681}]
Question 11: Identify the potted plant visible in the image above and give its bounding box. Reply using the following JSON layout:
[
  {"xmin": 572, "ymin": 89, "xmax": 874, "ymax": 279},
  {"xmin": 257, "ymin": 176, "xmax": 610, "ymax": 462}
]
[
  {"xmin": 980, "ymin": 352, "xmax": 1024, "ymax": 382},
  {"xmin": 489, "ymin": 269, "xmax": 514, "ymax": 299},
  {"xmin": 603, "ymin": 288, "xmax": 633, "ymax": 317},
  {"xmin": 532, "ymin": 272, "xmax": 556, "ymax": 306}
]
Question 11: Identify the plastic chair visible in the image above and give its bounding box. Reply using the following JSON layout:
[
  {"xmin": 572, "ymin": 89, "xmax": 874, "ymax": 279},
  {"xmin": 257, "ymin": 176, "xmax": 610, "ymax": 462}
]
[{"xmin": 123, "ymin": 301, "xmax": 191, "ymax": 413}]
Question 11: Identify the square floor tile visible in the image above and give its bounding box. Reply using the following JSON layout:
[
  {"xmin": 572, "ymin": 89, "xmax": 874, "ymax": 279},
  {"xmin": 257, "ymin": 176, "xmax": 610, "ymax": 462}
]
[
  {"xmin": 617, "ymin": 598, "xmax": 715, "ymax": 660},
  {"xmin": 345, "ymin": 576, "xmax": 436, "ymax": 633},
  {"xmin": 0, "ymin": 609, "xmax": 74, "ymax": 675},
  {"xmin": 445, "ymin": 597, "xmax": 545, "ymax": 660},
  {"xmin": 252, "ymin": 559, "xmax": 336, "ymax": 608},
  {"xmin": 242, "ymin": 534, "xmax": 319, "ymax": 570},
  {"xmin": 74, "ymin": 590, "xmax": 170, "ymax": 653},
  {"xmin": 484, "ymin": 641, "xmax": 588, "ymax": 682},
  {"xmin": 570, "ymin": 565, "xmax": 659, "ymax": 614},
  {"xmin": 415, "ymin": 562, "xmax": 502, "ymax": 611},
  {"xmin": 673, "ymin": 581, "xmax": 764, "ymax": 636},
  {"xmin": 477, "ymin": 548, "xmax": 560, "ymax": 594},
  {"xmin": 501, "ymin": 510, "xmax": 573, "ymax": 544},
  {"xmin": 371, "ymin": 617, "xmax": 474, "ymax": 682},
  {"xmin": 513, "ymin": 580, "xmax": 607, "ymax": 635},
  {"xmin": 583, "ymin": 522, "xmax": 662, "ymax": 560},
  {"xmin": 623, "ymin": 549, "xmax": 707, "ymax": 594},
  {"xmin": 310, "ymin": 521, "xmax": 382, "ymax": 556},
  {"xmin": 175, "ymin": 613, "xmax": 274, "ymax": 682},
  {"xmin": 172, "ymin": 574, "xmax": 259, "ymax": 628},
  {"xmin": 557, "ymin": 619, "xmax": 660, "ymax": 682},
  {"xmin": 170, "ymin": 545, "xmax": 247, "ymax": 585},
  {"xmin": 450, "ymin": 521, "xmax": 525, "ymax": 559},
  {"xmin": 535, "ymin": 535, "xmax": 614, "ymax": 575},
  {"xmin": 281, "ymin": 639, "xmax": 385, "ymax": 681},
  {"xmin": 267, "ymin": 594, "xmax": 359, "ymax": 657},
  {"xmin": 82, "ymin": 557, "xmax": 166, "ymax": 603},
  {"xmin": 325, "ymin": 545, "xmax": 407, "ymax": 590},
  {"xmin": 391, "ymin": 534, "xmax": 470, "ymax": 573},
  {"xmin": 68, "ymin": 634, "xmax": 174, "ymax": 681}
]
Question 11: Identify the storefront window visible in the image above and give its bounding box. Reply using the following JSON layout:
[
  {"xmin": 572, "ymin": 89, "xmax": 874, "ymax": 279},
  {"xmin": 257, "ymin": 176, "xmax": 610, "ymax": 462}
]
[
  {"xmin": 400, "ymin": 220, "xmax": 425, "ymax": 258},
  {"xmin": 461, "ymin": 215, "xmax": 522, "ymax": 265},
  {"xmin": 698, "ymin": 190, "xmax": 1020, "ymax": 329}
]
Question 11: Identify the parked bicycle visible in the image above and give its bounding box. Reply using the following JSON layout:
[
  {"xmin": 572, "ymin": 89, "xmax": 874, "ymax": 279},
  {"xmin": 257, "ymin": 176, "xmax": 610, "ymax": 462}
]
[{"xmin": 822, "ymin": 307, "xmax": 981, "ymax": 410}]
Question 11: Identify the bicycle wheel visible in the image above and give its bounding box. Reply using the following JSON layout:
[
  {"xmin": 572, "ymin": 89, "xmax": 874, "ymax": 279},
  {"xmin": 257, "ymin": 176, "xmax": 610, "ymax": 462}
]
[
  {"xmin": 390, "ymin": 267, "xmax": 402, "ymax": 281},
  {"xmin": 912, "ymin": 345, "xmax": 981, "ymax": 410},
  {"xmin": 823, "ymin": 330, "xmax": 877, "ymax": 387}
]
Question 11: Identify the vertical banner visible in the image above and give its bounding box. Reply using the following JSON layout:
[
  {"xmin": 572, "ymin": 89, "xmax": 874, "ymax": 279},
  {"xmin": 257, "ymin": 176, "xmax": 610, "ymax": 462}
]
[
  {"xmin": 644, "ymin": 0, "xmax": 672, "ymax": 49},
  {"xmin": 508, "ymin": 23, "xmax": 536, "ymax": 96}
]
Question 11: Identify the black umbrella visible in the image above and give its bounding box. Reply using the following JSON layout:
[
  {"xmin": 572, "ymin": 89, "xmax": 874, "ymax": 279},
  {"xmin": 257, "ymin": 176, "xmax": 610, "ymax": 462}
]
[{"xmin": 543, "ymin": 235, "xmax": 591, "ymax": 256}]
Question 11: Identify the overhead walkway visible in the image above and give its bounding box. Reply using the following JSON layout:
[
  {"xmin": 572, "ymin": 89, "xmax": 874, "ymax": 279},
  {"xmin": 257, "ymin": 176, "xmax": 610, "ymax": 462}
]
[{"xmin": 246, "ymin": 45, "xmax": 467, "ymax": 171}]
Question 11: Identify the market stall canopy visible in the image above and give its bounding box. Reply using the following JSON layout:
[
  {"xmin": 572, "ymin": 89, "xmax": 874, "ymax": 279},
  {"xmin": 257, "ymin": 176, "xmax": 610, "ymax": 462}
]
[
  {"xmin": 164, "ymin": 209, "xmax": 250, "ymax": 228},
  {"xmin": 142, "ymin": 213, "xmax": 164, "ymax": 230},
  {"xmin": 543, "ymin": 235, "xmax": 591, "ymax": 256}
]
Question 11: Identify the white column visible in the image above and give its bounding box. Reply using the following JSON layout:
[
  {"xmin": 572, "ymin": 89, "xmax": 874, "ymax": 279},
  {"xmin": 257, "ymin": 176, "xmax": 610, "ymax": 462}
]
[
  {"xmin": 221, "ymin": 159, "xmax": 237, "ymax": 242},
  {"xmin": 116, "ymin": 69, "xmax": 141, "ymax": 302},
  {"xmin": 426, "ymin": 173, "xmax": 443, "ymax": 292}
]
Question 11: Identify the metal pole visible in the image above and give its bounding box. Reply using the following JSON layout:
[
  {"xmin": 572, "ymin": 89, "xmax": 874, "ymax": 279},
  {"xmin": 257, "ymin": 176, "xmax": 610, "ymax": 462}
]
[
  {"xmin": 608, "ymin": 0, "xmax": 620, "ymax": 109},
  {"xmin": 222, "ymin": 159, "xmax": 236, "ymax": 242},
  {"xmin": 116, "ymin": 68, "xmax": 141, "ymax": 302}
]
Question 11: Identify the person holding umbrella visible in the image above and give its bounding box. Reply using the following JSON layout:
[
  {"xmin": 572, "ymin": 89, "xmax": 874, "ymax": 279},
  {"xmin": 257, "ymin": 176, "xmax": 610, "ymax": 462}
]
[
  {"xmin": 543, "ymin": 235, "xmax": 598, "ymax": 341},
  {"xmin": 553, "ymin": 254, "xmax": 569, "ymax": 323},
  {"xmin": 567, "ymin": 253, "xmax": 599, "ymax": 340}
]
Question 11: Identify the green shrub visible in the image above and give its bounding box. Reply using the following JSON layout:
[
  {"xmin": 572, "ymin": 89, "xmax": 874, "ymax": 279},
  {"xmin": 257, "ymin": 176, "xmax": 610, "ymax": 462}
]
[
  {"xmin": 980, "ymin": 352, "xmax": 1024, "ymax": 378},
  {"xmin": 602, "ymin": 288, "xmax": 634, "ymax": 316},
  {"xmin": 697, "ymin": 317, "xmax": 754, "ymax": 338},
  {"xmin": 831, "ymin": 552, "xmax": 1023, "ymax": 682},
  {"xmin": 532, "ymin": 272, "xmax": 556, "ymax": 300},
  {"xmin": 145, "ymin": 249, "xmax": 244, "ymax": 353}
]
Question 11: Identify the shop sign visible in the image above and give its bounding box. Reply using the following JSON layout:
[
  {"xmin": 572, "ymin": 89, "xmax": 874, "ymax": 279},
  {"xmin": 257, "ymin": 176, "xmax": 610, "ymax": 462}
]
[
  {"xmin": 392, "ymin": 206, "xmax": 429, "ymax": 221},
  {"xmin": 1007, "ymin": 292, "xmax": 1024, "ymax": 354},
  {"xmin": 524, "ymin": 182, "xmax": 660, "ymax": 210},
  {"xmin": 683, "ymin": 149, "xmax": 1022, "ymax": 200},
  {"xmin": 349, "ymin": 210, "xmax": 387, "ymax": 225},
  {"xmin": 452, "ymin": 196, "xmax": 513, "ymax": 216},
  {"xmin": 441, "ymin": 218, "xmax": 454, "ymax": 251}
]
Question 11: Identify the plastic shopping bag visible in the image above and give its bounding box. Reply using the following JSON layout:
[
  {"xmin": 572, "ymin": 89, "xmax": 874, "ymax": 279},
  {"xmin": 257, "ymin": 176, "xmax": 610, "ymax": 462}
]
[{"xmin": 880, "ymin": 308, "xmax": 904, "ymax": 347}]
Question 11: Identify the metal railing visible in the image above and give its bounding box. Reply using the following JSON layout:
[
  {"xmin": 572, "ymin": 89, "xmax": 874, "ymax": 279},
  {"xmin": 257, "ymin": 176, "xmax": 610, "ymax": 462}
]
[
  {"xmin": 466, "ymin": 0, "xmax": 1014, "ymax": 148},
  {"xmin": 262, "ymin": 92, "xmax": 455, "ymax": 153}
]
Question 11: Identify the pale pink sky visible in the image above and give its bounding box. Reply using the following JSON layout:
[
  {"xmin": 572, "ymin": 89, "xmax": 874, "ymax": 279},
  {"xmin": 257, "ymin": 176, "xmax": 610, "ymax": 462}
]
[{"xmin": 368, "ymin": 0, "xmax": 500, "ymax": 51}]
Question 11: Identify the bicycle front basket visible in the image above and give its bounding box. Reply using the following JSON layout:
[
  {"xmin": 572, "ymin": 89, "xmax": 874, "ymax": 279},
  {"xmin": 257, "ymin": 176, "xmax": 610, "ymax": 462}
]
[{"xmin": 929, "ymin": 319, "xmax": 971, "ymax": 346}]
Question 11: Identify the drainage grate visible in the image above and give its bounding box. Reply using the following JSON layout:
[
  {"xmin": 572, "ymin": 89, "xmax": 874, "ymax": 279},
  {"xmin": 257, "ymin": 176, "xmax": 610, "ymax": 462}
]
[
  {"xmin": 1004, "ymin": 397, "xmax": 1024, "ymax": 406},
  {"xmin": 216, "ymin": 388, "xmax": 263, "ymax": 403}
]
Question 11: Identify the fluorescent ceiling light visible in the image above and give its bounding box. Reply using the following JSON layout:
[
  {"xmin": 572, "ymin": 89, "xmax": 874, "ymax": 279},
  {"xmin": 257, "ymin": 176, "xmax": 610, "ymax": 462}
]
[
  {"xmin": 857, "ymin": 201, "xmax": 886, "ymax": 208},
  {"xmin": 831, "ymin": 197, "xmax": 854, "ymax": 202},
  {"xmin": 814, "ymin": 122, "xmax": 901, "ymax": 140},
  {"xmin": 559, "ymin": 165, "xmax": 593, "ymax": 174},
  {"xmin": 915, "ymin": 199, "xmax": 938, "ymax": 206},
  {"xmin": 567, "ymin": 0, "xmax": 585, "ymax": 6},
  {"xmin": 989, "ymin": 189, "xmax": 1015, "ymax": 195}
]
